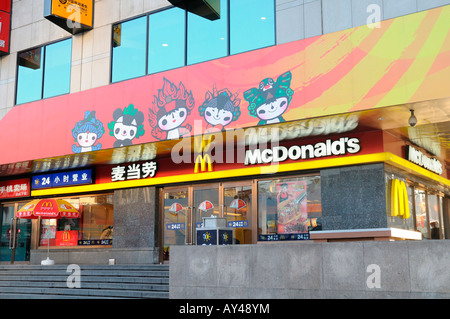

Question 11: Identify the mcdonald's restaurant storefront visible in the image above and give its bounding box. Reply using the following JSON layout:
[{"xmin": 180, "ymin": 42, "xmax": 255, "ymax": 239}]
[
  {"xmin": 1, "ymin": 5, "xmax": 449, "ymax": 264},
  {"xmin": 1, "ymin": 118, "xmax": 449, "ymax": 265}
]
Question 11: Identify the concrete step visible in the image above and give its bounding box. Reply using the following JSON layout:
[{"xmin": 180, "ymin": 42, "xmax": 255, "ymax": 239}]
[{"xmin": 0, "ymin": 264, "xmax": 169, "ymax": 299}]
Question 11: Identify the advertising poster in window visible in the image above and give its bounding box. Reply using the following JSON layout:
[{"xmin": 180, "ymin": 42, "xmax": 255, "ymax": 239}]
[
  {"xmin": 40, "ymin": 224, "xmax": 56, "ymax": 246},
  {"xmin": 276, "ymin": 181, "xmax": 307, "ymax": 234}
]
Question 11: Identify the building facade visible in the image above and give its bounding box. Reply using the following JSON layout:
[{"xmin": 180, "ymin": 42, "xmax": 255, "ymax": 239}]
[{"xmin": 0, "ymin": 0, "xmax": 449, "ymax": 265}]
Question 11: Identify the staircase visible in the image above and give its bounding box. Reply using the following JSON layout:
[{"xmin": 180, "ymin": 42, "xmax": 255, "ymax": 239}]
[{"xmin": 0, "ymin": 264, "xmax": 169, "ymax": 299}]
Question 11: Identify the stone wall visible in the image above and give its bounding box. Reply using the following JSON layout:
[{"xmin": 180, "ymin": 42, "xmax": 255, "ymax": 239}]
[
  {"xmin": 112, "ymin": 186, "xmax": 159, "ymax": 263},
  {"xmin": 169, "ymin": 241, "xmax": 450, "ymax": 298},
  {"xmin": 321, "ymin": 163, "xmax": 387, "ymax": 230}
]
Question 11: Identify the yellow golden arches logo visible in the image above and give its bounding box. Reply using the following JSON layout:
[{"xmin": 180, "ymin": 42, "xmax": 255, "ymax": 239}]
[
  {"xmin": 390, "ymin": 179, "xmax": 410, "ymax": 219},
  {"xmin": 62, "ymin": 231, "xmax": 71, "ymax": 241},
  {"xmin": 194, "ymin": 154, "xmax": 213, "ymax": 173},
  {"xmin": 41, "ymin": 201, "xmax": 53, "ymax": 208},
  {"xmin": 193, "ymin": 135, "xmax": 214, "ymax": 173}
]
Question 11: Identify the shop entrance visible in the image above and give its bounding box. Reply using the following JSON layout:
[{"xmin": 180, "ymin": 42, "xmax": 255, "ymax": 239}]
[
  {"xmin": 0, "ymin": 203, "xmax": 32, "ymax": 263},
  {"xmin": 161, "ymin": 181, "xmax": 254, "ymax": 261}
]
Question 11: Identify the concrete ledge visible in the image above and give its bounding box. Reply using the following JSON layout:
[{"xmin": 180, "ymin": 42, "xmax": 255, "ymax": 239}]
[
  {"xmin": 310, "ymin": 228, "xmax": 422, "ymax": 242},
  {"xmin": 30, "ymin": 248, "xmax": 160, "ymax": 265},
  {"xmin": 170, "ymin": 241, "xmax": 450, "ymax": 299}
]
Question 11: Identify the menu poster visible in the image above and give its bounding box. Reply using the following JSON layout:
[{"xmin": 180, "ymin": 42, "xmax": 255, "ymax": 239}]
[
  {"xmin": 40, "ymin": 225, "xmax": 56, "ymax": 246},
  {"xmin": 276, "ymin": 181, "xmax": 308, "ymax": 234}
]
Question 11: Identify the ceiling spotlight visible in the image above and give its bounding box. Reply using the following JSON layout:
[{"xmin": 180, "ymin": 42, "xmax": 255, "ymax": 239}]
[{"xmin": 408, "ymin": 109, "xmax": 417, "ymax": 127}]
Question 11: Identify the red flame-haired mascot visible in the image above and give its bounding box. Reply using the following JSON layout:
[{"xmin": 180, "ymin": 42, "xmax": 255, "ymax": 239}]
[{"xmin": 149, "ymin": 78, "xmax": 195, "ymax": 140}]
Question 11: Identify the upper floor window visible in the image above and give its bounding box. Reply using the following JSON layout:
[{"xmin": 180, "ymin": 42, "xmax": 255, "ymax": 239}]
[
  {"xmin": 16, "ymin": 38, "xmax": 72, "ymax": 105},
  {"xmin": 111, "ymin": 0, "xmax": 275, "ymax": 83}
]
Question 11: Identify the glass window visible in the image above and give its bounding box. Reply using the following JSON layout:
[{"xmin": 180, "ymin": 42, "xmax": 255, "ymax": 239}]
[
  {"xmin": 415, "ymin": 189, "xmax": 428, "ymax": 239},
  {"xmin": 428, "ymin": 194, "xmax": 441, "ymax": 239},
  {"xmin": 163, "ymin": 189, "xmax": 189, "ymax": 261},
  {"xmin": 148, "ymin": 7, "xmax": 185, "ymax": 74},
  {"xmin": 111, "ymin": 1, "xmax": 276, "ymax": 80},
  {"xmin": 187, "ymin": 0, "xmax": 228, "ymax": 65},
  {"xmin": 39, "ymin": 194, "xmax": 114, "ymax": 247},
  {"xmin": 224, "ymin": 184, "xmax": 252, "ymax": 244},
  {"xmin": 193, "ymin": 186, "xmax": 220, "ymax": 225},
  {"xmin": 258, "ymin": 175, "xmax": 321, "ymax": 241},
  {"xmin": 43, "ymin": 39, "xmax": 72, "ymax": 99},
  {"xmin": 16, "ymin": 39, "xmax": 72, "ymax": 105},
  {"xmin": 16, "ymin": 48, "xmax": 44, "ymax": 104},
  {"xmin": 230, "ymin": 0, "xmax": 275, "ymax": 55},
  {"xmin": 112, "ymin": 16, "xmax": 147, "ymax": 83}
]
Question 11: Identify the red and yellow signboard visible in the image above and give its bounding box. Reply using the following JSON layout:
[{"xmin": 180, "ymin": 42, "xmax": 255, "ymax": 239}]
[
  {"xmin": 1, "ymin": 6, "xmax": 450, "ymax": 166},
  {"xmin": 44, "ymin": 0, "xmax": 93, "ymax": 34},
  {"xmin": 0, "ymin": 178, "xmax": 30, "ymax": 199},
  {"xmin": 0, "ymin": 0, "xmax": 11, "ymax": 56},
  {"xmin": 55, "ymin": 230, "xmax": 78, "ymax": 246}
]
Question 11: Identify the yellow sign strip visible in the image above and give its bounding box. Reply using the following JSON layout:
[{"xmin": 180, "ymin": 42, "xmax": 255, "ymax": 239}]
[{"xmin": 30, "ymin": 152, "xmax": 449, "ymax": 197}]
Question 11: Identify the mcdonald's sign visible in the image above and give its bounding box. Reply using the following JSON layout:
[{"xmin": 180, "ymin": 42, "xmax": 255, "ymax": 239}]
[
  {"xmin": 194, "ymin": 154, "xmax": 213, "ymax": 173},
  {"xmin": 41, "ymin": 201, "xmax": 53, "ymax": 208},
  {"xmin": 390, "ymin": 179, "xmax": 410, "ymax": 219},
  {"xmin": 55, "ymin": 230, "xmax": 78, "ymax": 246},
  {"xmin": 62, "ymin": 230, "xmax": 71, "ymax": 241},
  {"xmin": 193, "ymin": 135, "xmax": 214, "ymax": 173}
]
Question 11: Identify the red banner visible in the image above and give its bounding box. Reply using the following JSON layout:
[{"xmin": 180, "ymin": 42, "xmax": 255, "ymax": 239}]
[
  {"xmin": 0, "ymin": 178, "xmax": 30, "ymax": 199},
  {"xmin": 0, "ymin": 0, "xmax": 11, "ymax": 13},
  {"xmin": 0, "ymin": 1, "xmax": 11, "ymax": 55}
]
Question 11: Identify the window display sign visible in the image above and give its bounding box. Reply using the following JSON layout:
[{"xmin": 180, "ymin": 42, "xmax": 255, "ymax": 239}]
[
  {"xmin": 44, "ymin": 0, "xmax": 93, "ymax": 34},
  {"xmin": 55, "ymin": 230, "xmax": 78, "ymax": 246},
  {"xmin": 276, "ymin": 181, "xmax": 308, "ymax": 234},
  {"xmin": 0, "ymin": 1, "xmax": 11, "ymax": 56},
  {"xmin": 32, "ymin": 169, "xmax": 93, "ymax": 189},
  {"xmin": 0, "ymin": 178, "xmax": 30, "ymax": 199}
]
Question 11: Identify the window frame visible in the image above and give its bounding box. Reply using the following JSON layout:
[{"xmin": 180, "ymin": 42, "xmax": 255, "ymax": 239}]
[
  {"xmin": 37, "ymin": 192, "xmax": 114, "ymax": 249},
  {"xmin": 15, "ymin": 37, "xmax": 73, "ymax": 106},
  {"xmin": 256, "ymin": 172, "xmax": 322, "ymax": 241},
  {"xmin": 110, "ymin": 0, "xmax": 276, "ymax": 84}
]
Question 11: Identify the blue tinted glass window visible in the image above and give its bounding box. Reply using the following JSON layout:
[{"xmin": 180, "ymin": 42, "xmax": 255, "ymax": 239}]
[
  {"xmin": 43, "ymin": 38, "xmax": 72, "ymax": 99},
  {"xmin": 16, "ymin": 48, "xmax": 44, "ymax": 105},
  {"xmin": 148, "ymin": 7, "xmax": 185, "ymax": 74},
  {"xmin": 187, "ymin": 0, "xmax": 228, "ymax": 65},
  {"xmin": 230, "ymin": 0, "xmax": 275, "ymax": 55},
  {"xmin": 112, "ymin": 16, "xmax": 147, "ymax": 83}
]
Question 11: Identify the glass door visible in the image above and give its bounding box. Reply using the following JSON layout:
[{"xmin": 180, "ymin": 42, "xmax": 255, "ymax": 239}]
[
  {"xmin": 161, "ymin": 181, "xmax": 255, "ymax": 261},
  {"xmin": 162, "ymin": 188, "xmax": 189, "ymax": 261},
  {"xmin": 161, "ymin": 184, "xmax": 221, "ymax": 261},
  {"xmin": 0, "ymin": 203, "xmax": 32, "ymax": 263},
  {"xmin": 193, "ymin": 185, "xmax": 220, "ymax": 230},
  {"xmin": 223, "ymin": 182, "xmax": 253, "ymax": 244}
]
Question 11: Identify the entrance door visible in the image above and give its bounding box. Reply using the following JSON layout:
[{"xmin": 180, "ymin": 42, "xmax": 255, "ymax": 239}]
[
  {"xmin": 162, "ymin": 185, "xmax": 221, "ymax": 261},
  {"xmin": 0, "ymin": 203, "xmax": 32, "ymax": 263},
  {"xmin": 223, "ymin": 182, "xmax": 253, "ymax": 245},
  {"xmin": 161, "ymin": 182, "xmax": 254, "ymax": 261},
  {"xmin": 162, "ymin": 188, "xmax": 189, "ymax": 260}
]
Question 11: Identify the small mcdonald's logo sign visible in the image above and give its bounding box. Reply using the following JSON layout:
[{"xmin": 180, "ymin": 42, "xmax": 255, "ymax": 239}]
[
  {"xmin": 62, "ymin": 231, "xmax": 71, "ymax": 241},
  {"xmin": 390, "ymin": 179, "xmax": 410, "ymax": 219},
  {"xmin": 193, "ymin": 135, "xmax": 214, "ymax": 173},
  {"xmin": 41, "ymin": 201, "xmax": 53, "ymax": 208},
  {"xmin": 194, "ymin": 154, "xmax": 213, "ymax": 173}
]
